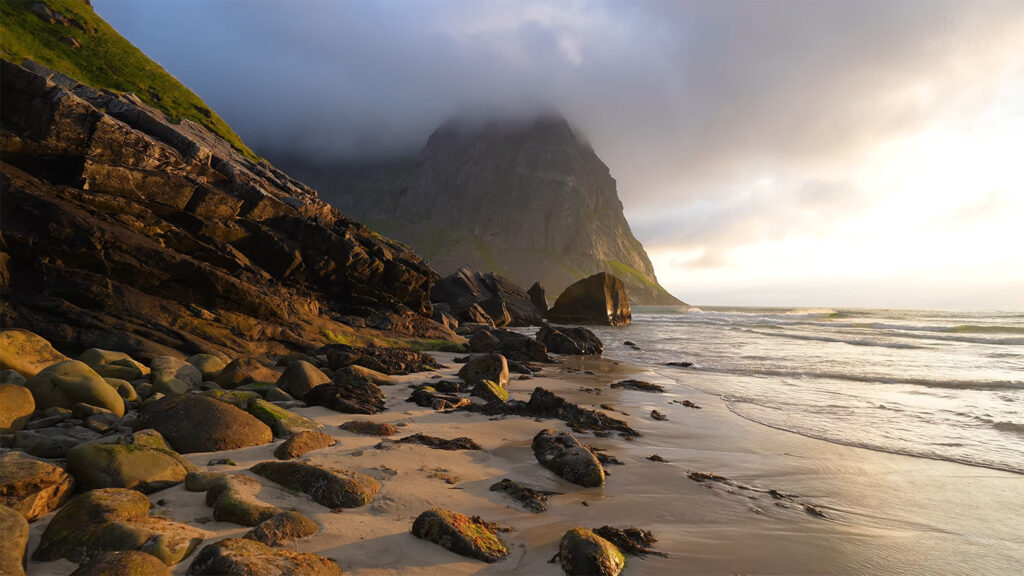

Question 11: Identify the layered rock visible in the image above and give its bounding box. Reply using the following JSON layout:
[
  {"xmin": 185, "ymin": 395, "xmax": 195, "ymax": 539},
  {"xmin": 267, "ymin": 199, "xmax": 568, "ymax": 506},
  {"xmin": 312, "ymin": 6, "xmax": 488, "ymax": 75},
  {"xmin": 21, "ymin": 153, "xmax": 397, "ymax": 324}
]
[
  {"xmin": 431, "ymin": 268, "xmax": 543, "ymax": 326},
  {"xmin": 291, "ymin": 115, "xmax": 683, "ymax": 305},
  {"xmin": 0, "ymin": 57, "xmax": 452, "ymax": 361}
]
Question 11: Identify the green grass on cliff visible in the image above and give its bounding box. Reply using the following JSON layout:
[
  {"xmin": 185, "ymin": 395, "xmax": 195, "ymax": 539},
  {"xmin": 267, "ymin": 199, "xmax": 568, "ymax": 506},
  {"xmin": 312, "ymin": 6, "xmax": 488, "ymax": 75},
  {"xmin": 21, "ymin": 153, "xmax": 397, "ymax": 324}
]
[
  {"xmin": 603, "ymin": 258, "xmax": 676, "ymax": 299},
  {"xmin": 0, "ymin": 0, "xmax": 259, "ymax": 161}
]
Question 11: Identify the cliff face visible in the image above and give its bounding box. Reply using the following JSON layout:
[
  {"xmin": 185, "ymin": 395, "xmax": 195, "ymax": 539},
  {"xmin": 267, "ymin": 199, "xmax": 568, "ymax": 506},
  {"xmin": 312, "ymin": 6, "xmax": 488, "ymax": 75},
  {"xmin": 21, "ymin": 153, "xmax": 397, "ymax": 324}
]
[
  {"xmin": 0, "ymin": 58, "xmax": 451, "ymax": 359},
  {"xmin": 296, "ymin": 116, "xmax": 683, "ymax": 305}
]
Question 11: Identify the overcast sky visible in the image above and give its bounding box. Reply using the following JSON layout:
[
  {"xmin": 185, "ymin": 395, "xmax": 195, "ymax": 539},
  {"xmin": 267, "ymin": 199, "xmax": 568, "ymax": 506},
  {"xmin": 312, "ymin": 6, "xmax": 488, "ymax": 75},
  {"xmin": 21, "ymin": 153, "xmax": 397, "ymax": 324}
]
[{"xmin": 94, "ymin": 0, "xmax": 1024, "ymax": 310}]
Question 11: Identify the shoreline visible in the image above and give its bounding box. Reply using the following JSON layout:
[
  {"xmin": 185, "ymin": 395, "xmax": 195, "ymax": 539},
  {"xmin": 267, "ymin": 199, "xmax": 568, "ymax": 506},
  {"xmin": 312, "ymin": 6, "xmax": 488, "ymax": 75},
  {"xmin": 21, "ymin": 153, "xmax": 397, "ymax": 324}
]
[{"xmin": 21, "ymin": 351, "xmax": 1024, "ymax": 575}]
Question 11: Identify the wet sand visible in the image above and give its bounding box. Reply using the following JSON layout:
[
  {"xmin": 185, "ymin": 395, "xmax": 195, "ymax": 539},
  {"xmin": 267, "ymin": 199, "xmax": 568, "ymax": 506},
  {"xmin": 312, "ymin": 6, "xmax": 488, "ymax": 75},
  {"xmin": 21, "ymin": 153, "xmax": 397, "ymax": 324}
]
[{"xmin": 25, "ymin": 353, "xmax": 1024, "ymax": 575}]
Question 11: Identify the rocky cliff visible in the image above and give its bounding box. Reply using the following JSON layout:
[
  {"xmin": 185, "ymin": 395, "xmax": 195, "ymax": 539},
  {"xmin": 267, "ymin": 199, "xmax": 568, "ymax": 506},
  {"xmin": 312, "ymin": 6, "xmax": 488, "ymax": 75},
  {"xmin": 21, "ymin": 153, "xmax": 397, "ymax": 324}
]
[
  {"xmin": 0, "ymin": 57, "xmax": 453, "ymax": 359},
  {"xmin": 290, "ymin": 116, "xmax": 683, "ymax": 305}
]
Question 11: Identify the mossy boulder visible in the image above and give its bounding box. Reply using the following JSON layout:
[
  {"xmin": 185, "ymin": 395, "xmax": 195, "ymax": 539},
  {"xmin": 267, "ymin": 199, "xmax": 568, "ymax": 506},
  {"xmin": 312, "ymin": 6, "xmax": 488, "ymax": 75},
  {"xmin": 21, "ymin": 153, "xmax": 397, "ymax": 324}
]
[
  {"xmin": 33, "ymin": 488, "xmax": 205, "ymax": 565},
  {"xmin": 558, "ymin": 527, "xmax": 625, "ymax": 576},
  {"xmin": 457, "ymin": 353, "xmax": 509, "ymax": 390},
  {"xmin": 66, "ymin": 443, "xmax": 192, "ymax": 493},
  {"xmin": 0, "ymin": 383, "xmax": 35, "ymax": 433},
  {"xmin": 0, "ymin": 329, "xmax": 68, "ymax": 379},
  {"xmin": 243, "ymin": 511, "xmax": 319, "ymax": 546},
  {"xmin": 251, "ymin": 461, "xmax": 380, "ymax": 509},
  {"xmin": 0, "ymin": 451, "xmax": 75, "ymax": 521},
  {"xmin": 216, "ymin": 357, "xmax": 281, "ymax": 389},
  {"xmin": 532, "ymin": 429, "xmax": 605, "ymax": 487},
  {"xmin": 135, "ymin": 394, "xmax": 272, "ymax": 453},
  {"xmin": 205, "ymin": 475, "xmax": 281, "ymax": 527},
  {"xmin": 411, "ymin": 508, "xmax": 509, "ymax": 563},
  {"xmin": 245, "ymin": 398, "xmax": 321, "ymax": 438},
  {"xmin": 70, "ymin": 550, "xmax": 172, "ymax": 576},
  {"xmin": 25, "ymin": 360, "xmax": 125, "ymax": 416},
  {"xmin": 276, "ymin": 360, "xmax": 330, "ymax": 399},
  {"xmin": 78, "ymin": 349, "xmax": 149, "ymax": 381},
  {"xmin": 186, "ymin": 537, "xmax": 342, "ymax": 576},
  {"xmin": 273, "ymin": 430, "xmax": 337, "ymax": 460},
  {"xmin": 0, "ymin": 505, "xmax": 29, "ymax": 576},
  {"xmin": 471, "ymin": 379, "xmax": 509, "ymax": 404},
  {"xmin": 202, "ymin": 388, "xmax": 261, "ymax": 408}
]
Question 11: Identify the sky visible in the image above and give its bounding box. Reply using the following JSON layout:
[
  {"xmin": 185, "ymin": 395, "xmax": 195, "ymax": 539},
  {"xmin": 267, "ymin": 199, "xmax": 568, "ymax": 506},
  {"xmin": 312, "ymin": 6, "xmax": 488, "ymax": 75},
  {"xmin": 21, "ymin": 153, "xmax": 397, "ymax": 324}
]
[{"xmin": 93, "ymin": 0, "xmax": 1024, "ymax": 310}]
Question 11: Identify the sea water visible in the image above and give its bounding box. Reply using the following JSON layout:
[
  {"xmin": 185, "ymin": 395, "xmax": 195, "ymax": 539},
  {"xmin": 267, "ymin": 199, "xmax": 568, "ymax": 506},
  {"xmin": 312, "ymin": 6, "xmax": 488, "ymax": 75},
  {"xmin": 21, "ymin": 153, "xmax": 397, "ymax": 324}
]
[{"xmin": 583, "ymin": 307, "xmax": 1024, "ymax": 475}]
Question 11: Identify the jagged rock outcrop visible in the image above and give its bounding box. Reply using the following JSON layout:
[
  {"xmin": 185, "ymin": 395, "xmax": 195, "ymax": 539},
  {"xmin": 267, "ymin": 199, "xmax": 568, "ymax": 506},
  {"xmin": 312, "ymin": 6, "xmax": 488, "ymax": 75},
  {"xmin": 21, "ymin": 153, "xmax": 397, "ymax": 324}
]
[
  {"xmin": 431, "ymin": 268, "xmax": 543, "ymax": 326},
  {"xmin": 0, "ymin": 58, "xmax": 454, "ymax": 360},
  {"xmin": 290, "ymin": 115, "xmax": 684, "ymax": 305}
]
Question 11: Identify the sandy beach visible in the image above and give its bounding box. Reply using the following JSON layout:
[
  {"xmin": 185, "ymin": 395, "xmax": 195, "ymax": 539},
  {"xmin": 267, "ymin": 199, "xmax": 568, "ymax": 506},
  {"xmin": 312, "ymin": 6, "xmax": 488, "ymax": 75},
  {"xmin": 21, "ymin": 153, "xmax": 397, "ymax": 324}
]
[{"xmin": 21, "ymin": 351, "xmax": 1022, "ymax": 576}]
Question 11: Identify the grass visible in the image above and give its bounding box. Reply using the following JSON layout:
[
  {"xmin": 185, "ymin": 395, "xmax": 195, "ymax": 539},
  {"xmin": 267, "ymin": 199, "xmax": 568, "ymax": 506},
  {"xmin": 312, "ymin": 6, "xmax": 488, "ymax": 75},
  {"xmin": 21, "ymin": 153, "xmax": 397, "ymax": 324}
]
[
  {"xmin": 0, "ymin": 0, "xmax": 260, "ymax": 162},
  {"xmin": 603, "ymin": 258, "xmax": 676, "ymax": 298}
]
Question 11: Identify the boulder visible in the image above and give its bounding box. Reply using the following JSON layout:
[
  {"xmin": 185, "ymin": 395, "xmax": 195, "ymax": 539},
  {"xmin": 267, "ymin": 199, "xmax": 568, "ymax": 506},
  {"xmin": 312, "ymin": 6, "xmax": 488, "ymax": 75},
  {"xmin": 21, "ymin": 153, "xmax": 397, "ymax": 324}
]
[
  {"xmin": 186, "ymin": 354, "xmax": 227, "ymax": 380},
  {"xmin": 338, "ymin": 420, "xmax": 398, "ymax": 436},
  {"xmin": 245, "ymin": 398, "xmax": 321, "ymax": 438},
  {"xmin": 0, "ymin": 329, "xmax": 68, "ymax": 379},
  {"xmin": 558, "ymin": 527, "xmax": 625, "ymax": 576},
  {"xmin": 275, "ymin": 360, "xmax": 329, "ymax": 399},
  {"xmin": 66, "ymin": 442, "xmax": 192, "ymax": 493},
  {"xmin": 149, "ymin": 356, "xmax": 202, "ymax": 396},
  {"xmin": 0, "ymin": 451, "xmax": 75, "ymax": 521},
  {"xmin": 70, "ymin": 550, "xmax": 172, "ymax": 576},
  {"xmin": 411, "ymin": 508, "xmax": 509, "ymax": 563},
  {"xmin": 12, "ymin": 425, "xmax": 102, "ymax": 459},
  {"xmin": 471, "ymin": 379, "xmax": 509, "ymax": 404},
  {"xmin": 243, "ymin": 511, "xmax": 319, "ymax": 546},
  {"xmin": 251, "ymin": 461, "xmax": 380, "ymax": 509},
  {"xmin": 457, "ymin": 353, "xmax": 509, "ymax": 390},
  {"xmin": 431, "ymin": 268, "xmax": 544, "ymax": 326},
  {"xmin": 273, "ymin": 430, "xmax": 337, "ymax": 460},
  {"xmin": 532, "ymin": 429, "xmax": 605, "ymax": 487},
  {"xmin": 25, "ymin": 360, "xmax": 125, "ymax": 416},
  {"xmin": 0, "ymin": 505, "xmax": 29, "ymax": 576},
  {"xmin": 135, "ymin": 394, "xmax": 272, "ymax": 453},
  {"xmin": 216, "ymin": 357, "xmax": 281, "ymax": 389},
  {"xmin": 489, "ymin": 478, "xmax": 559, "ymax": 513},
  {"xmin": 528, "ymin": 282, "xmax": 548, "ymax": 314},
  {"xmin": 0, "ymin": 370, "xmax": 27, "ymax": 385},
  {"xmin": 205, "ymin": 475, "xmax": 281, "ymax": 527},
  {"xmin": 547, "ymin": 272, "xmax": 631, "ymax": 326},
  {"xmin": 33, "ymin": 488, "xmax": 205, "ymax": 565},
  {"xmin": 185, "ymin": 471, "xmax": 224, "ymax": 492},
  {"xmin": 536, "ymin": 325, "xmax": 604, "ymax": 355},
  {"xmin": 463, "ymin": 327, "xmax": 551, "ymax": 362},
  {"xmin": 304, "ymin": 379, "xmax": 385, "ymax": 415},
  {"xmin": 0, "ymin": 383, "xmax": 35, "ymax": 433},
  {"xmin": 395, "ymin": 433, "xmax": 481, "ymax": 450},
  {"xmin": 186, "ymin": 537, "xmax": 342, "ymax": 576},
  {"xmin": 458, "ymin": 303, "xmax": 494, "ymax": 326},
  {"xmin": 105, "ymin": 378, "xmax": 139, "ymax": 401},
  {"xmin": 318, "ymin": 344, "xmax": 440, "ymax": 375},
  {"xmin": 78, "ymin": 349, "xmax": 149, "ymax": 381}
]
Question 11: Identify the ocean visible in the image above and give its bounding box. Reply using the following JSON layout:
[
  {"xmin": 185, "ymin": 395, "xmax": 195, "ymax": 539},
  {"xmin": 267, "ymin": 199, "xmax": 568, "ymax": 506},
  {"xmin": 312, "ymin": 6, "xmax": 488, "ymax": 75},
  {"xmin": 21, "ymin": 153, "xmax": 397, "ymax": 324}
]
[{"xmin": 584, "ymin": 306, "xmax": 1024, "ymax": 475}]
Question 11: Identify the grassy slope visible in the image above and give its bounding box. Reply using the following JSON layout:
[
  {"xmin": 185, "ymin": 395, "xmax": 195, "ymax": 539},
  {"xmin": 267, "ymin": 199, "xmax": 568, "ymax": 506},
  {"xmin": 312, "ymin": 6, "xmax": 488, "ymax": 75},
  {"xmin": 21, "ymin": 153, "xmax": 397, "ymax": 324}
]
[{"xmin": 0, "ymin": 0, "xmax": 259, "ymax": 161}]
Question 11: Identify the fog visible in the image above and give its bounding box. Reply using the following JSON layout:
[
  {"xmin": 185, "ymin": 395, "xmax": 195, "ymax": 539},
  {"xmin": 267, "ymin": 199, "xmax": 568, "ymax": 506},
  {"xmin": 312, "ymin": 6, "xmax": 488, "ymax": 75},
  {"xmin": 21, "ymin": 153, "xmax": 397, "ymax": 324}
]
[{"xmin": 94, "ymin": 1, "xmax": 1024, "ymax": 309}]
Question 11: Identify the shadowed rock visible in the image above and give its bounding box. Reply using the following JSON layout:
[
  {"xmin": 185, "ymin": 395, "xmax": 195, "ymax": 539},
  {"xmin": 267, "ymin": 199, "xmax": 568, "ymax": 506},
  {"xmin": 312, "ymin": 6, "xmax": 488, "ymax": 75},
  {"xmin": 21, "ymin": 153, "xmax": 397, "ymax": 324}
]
[
  {"xmin": 431, "ymin": 268, "xmax": 544, "ymax": 327},
  {"xmin": 136, "ymin": 394, "xmax": 272, "ymax": 453},
  {"xmin": 610, "ymin": 379, "xmax": 663, "ymax": 392},
  {"xmin": 0, "ymin": 383, "xmax": 34, "ymax": 433},
  {"xmin": 243, "ymin": 511, "xmax": 319, "ymax": 546},
  {"xmin": 205, "ymin": 475, "xmax": 281, "ymax": 526},
  {"xmin": 532, "ymin": 429, "xmax": 605, "ymax": 487},
  {"xmin": 458, "ymin": 353, "xmax": 509, "ymax": 389},
  {"xmin": 395, "ymin": 433, "xmax": 482, "ymax": 451},
  {"xmin": 304, "ymin": 378, "xmax": 385, "ymax": 415},
  {"xmin": 275, "ymin": 360, "xmax": 330, "ymax": 399},
  {"xmin": 245, "ymin": 398, "xmax": 321, "ymax": 438},
  {"xmin": 339, "ymin": 420, "xmax": 398, "ymax": 436},
  {"xmin": 70, "ymin": 551, "xmax": 172, "ymax": 576},
  {"xmin": 273, "ymin": 430, "xmax": 336, "ymax": 460},
  {"xmin": 547, "ymin": 273, "xmax": 631, "ymax": 327},
  {"xmin": 67, "ymin": 441, "xmax": 194, "ymax": 493},
  {"xmin": 25, "ymin": 360, "xmax": 125, "ymax": 416},
  {"xmin": 411, "ymin": 508, "xmax": 509, "ymax": 563},
  {"xmin": 462, "ymin": 387, "xmax": 638, "ymax": 437},
  {"xmin": 489, "ymin": 478, "xmax": 560, "ymax": 513},
  {"xmin": 0, "ymin": 505, "xmax": 29, "ymax": 576},
  {"xmin": 536, "ymin": 325, "xmax": 603, "ymax": 355},
  {"xmin": 316, "ymin": 344, "xmax": 441, "ymax": 375},
  {"xmin": 593, "ymin": 526, "xmax": 666, "ymax": 557}
]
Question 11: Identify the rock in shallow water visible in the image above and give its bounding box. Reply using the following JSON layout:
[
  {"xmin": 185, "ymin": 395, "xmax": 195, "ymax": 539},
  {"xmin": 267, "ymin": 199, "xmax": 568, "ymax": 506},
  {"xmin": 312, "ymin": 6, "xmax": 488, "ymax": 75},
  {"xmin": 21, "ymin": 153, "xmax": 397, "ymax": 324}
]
[
  {"xmin": 558, "ymin": 527, "xmax": 625, "ymax": 576},
  {"xmin": 532, "ymin": 429, "xmax": 605, "ymax": 487},
  {"xmin": 186, "ymin": 537, "xmax": 342, "ymax": 576},
  {"xmin": 546, "ymin": 273, "xmax": 632, "ymax": 327},
  {"xmin": 411, "ymin": 508, "xmax": 509, "ymax": 563}
]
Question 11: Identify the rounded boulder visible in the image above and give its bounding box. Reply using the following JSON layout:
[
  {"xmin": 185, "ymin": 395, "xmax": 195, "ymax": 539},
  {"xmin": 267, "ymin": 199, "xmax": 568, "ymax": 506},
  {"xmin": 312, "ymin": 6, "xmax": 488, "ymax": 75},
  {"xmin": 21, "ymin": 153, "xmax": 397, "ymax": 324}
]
[
  {"xmin": 25, "ymin": 360, "xmax": 125, "ymax": 417},
  {"xmin": 135, "ymin": 394, "xmax": 272, "ymax": 453}
]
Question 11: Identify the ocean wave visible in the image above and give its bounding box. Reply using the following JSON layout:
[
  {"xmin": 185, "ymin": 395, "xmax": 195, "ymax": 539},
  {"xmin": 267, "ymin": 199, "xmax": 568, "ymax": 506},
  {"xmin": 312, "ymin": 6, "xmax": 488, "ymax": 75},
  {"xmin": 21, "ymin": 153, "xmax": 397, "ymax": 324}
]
[
  {"xmin": 740, "ymin": 328, "xmax": 925, "ymax": 349},
  {"xmin": 722, "ymin": 403, "xmax": 1024, "ymax": 475},
  {"xmin": 696, "ymin": 365, "xmax": 1024, "ymax": 391}
]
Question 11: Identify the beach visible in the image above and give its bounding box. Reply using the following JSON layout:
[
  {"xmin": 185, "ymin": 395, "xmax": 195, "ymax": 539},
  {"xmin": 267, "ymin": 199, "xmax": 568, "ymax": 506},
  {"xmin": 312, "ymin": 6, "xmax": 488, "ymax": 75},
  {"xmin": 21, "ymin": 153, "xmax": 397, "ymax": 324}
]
[{"xmin": 22, "ymin": 346, "xmax": 1023, "ymax": 575}]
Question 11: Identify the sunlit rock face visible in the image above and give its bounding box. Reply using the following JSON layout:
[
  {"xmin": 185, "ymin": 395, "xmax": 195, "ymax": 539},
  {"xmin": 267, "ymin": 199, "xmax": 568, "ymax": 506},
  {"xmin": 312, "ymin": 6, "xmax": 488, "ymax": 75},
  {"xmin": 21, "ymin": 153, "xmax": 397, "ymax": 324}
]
[{"xmin": 0, "ymin": 58, "xmax": 452, "ymax": 360}]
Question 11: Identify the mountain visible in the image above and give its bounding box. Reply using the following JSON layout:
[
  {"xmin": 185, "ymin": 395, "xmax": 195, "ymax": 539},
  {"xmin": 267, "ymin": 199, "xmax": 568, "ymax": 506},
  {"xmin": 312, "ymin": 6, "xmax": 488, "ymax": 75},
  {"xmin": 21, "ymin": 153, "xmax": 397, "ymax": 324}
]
[
  {"xmin": 0, "ymin": 1, "xmax": 454, "ymax": 359},
  {"xmin": 283, "ymin": 115, "xmax": 684, "ymax": 305}
]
